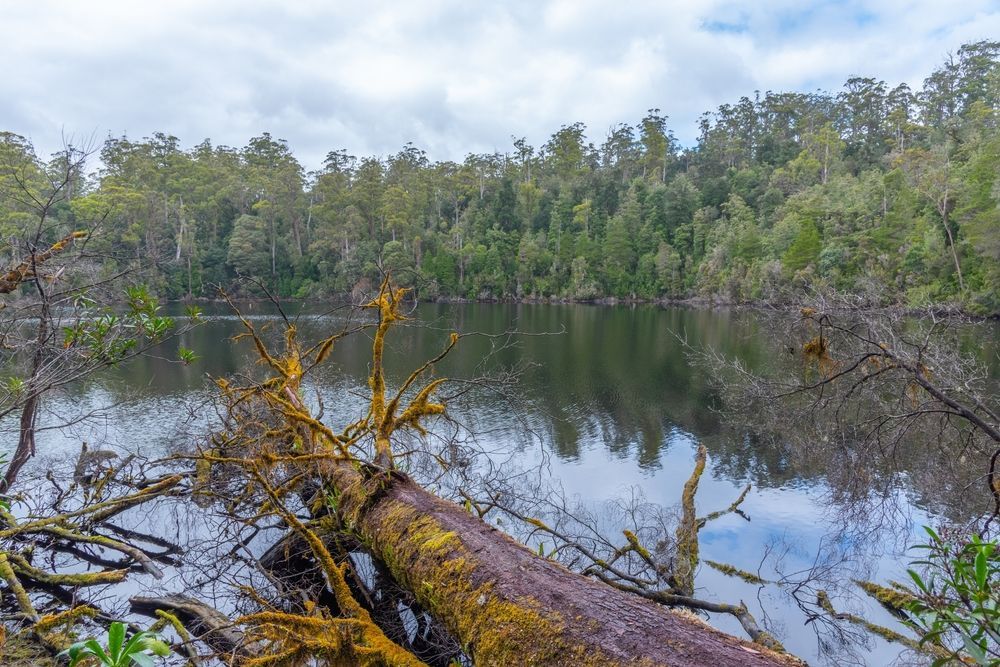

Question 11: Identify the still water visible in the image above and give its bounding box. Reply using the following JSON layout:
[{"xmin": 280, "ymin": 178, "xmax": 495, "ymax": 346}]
[{"xmin": 23, "ymin": 301, "xmax": 998, "ymax": 666}]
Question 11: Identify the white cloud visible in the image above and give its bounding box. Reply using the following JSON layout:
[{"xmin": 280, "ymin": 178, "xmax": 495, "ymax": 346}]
[{"xmin": 1, "ymin": 0, "xmax": 997, "ymax": 170}]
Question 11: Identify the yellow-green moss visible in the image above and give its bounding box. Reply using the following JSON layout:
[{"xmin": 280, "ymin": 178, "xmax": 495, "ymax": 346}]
[
  {"xmin": 33, "ymin": 605, "xmax": 99, "ymax": 651},
  {"xmin": 421, "ymin": 530, "xmax": 459, "ymax": 552},
  {"xmin": 623, "ymin": 530, "xmax": 652, "ymax": 561},
  {"xmin": 525, "ymin": 517, "xmax": 551, "ymax": 531},
  {"xmin": 153, "ymin": 609, "xmax": 192, "ymax": 647},
  {"xmin": 853, "ymin": 579, "xmax": 916, "ymax": 616},
  {"xmin": 365, "ymin": 498, "xmax": 658, "ymax": 666},
  {"xmin": 8, "ymin": 552, "xmax": 127, "ymax": 587},
  {"xmin": 34, "ymin": 605, "xmax": 98, "ymax": 635},
  {"xmin": 705, "ymin": 560, "xmax": 767, "ymax": 585},
  {"xmin": 816, "ymin": 589, "xmax": 944, "ymax": 658},
  {"xmin": 674, "ymin": 446, "xmax": 707, "ymax": 597},
  {"xmin": 0, "ymin": 553, "xmax": 35, "ymax": 620},
  {"xmin": 0, "ymin": 632, "xmax": 57, "ymax": 666}
]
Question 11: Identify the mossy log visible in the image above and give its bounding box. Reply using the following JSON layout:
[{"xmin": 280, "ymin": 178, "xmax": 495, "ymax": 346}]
[
  {"xmin": 131, "ymin": 594, "xmax": 248, "ymax": 659},
  {"xmin": 323, "ymin": 463, "xmax": 798, "ymax": 667},
  {"xmin": 217, "ymin": 282, "xmax": 797, "ymax": 665}
]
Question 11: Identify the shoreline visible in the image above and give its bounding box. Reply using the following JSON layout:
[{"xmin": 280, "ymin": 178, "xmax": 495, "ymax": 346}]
[{"xmin": 169, "ymin": 292, "xmax": 998, "ymax": 321}]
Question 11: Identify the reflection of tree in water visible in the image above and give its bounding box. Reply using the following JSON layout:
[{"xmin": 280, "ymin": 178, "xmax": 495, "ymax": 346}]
[
  {"xmin": 44, "ymin": 301, "xmax": 999, "ymax": 536},
  {"xmin": 474, "ymin": 304, "xmax": 769, "ymax": 465},
  {"xmin": 699, "ymin": 429, "xmax": 810, "ymax": 491},
  {"xmin": 22, "ymin": 299, "xmax": 999, "ymax": 664},
  {"xmin": 700, "ymin": 303, "xmax": 1000, "ymax": 531}
]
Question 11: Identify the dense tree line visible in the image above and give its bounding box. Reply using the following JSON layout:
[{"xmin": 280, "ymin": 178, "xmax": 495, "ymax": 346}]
[{"xmin": 2, "ymin": 41, "xmax": 998, "ymax": 313}]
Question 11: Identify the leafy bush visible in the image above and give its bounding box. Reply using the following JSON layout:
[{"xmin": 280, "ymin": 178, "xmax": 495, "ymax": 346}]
[{"xmin": 908, "ymin": 528, "xmax": 1000, "ymax": 665}]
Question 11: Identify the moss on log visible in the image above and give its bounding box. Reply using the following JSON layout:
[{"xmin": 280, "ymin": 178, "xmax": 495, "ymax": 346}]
[{"xmin": 325, "ymin": 464, "xmax": 798, "ymax": 667}]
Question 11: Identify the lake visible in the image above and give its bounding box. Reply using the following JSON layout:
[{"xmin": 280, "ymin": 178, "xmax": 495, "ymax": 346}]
[{"xmin": 21, "ymin": 301, "xmax": 999, "ymax": 665}]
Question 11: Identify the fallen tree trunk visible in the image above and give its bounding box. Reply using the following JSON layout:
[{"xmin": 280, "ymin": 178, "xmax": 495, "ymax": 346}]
[
  {"xmin": 325, "ymin": 464, "xmax": 797, "ymax": 667},
  {"xmin": 213, "ymin": 283, "xmax": 799, "ymax": 665},
  {"xmin": 261, "ymin": 529, "xmax": 463, "ymax": 666}
]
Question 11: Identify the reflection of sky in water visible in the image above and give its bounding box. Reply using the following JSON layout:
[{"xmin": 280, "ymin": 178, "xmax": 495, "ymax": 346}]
[
  {"xmin": 5, "ymin": 301, "xmax": 983, "ymax": 666},
  {"xmin": 520, "ymin": 415, "xmax": 933, "ymax": 664}
]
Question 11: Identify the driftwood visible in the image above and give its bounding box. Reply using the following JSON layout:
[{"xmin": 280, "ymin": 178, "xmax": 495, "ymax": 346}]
[
  {"xmin": 0, "ymin": 231, "xmax": 87, "ymax": 295},
  {"xmin": 131, "ymin": 594, "xmax": 247, "ymax": 659},
  {"xmin": 260, "ymin": 528, "xmax": 462, "ymax": 665}
]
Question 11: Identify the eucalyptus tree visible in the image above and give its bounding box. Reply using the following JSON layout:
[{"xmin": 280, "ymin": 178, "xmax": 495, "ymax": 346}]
[
  {"xmin": 837, "ymin": 76, "xmax": 889, "ymax": 164},
  {"xmin": 240, "ymin": 133, "xmax": 305, "ymax": 273},
  {"xmin": 542, "ymin": 122, "xmax": 592, "ymax": 183},
  {"xmin": 638, "ymin": 109, "xmax": 676, "ymax": 183},
  {"xmin": 896, "ymin": 143, "xmax": 966, "ymax": 293}
]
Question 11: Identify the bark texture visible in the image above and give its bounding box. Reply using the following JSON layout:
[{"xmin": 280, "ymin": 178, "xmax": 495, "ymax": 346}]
[{"xmin": 326, "ymin": 464, "xmax": 798, "ymax": 667}]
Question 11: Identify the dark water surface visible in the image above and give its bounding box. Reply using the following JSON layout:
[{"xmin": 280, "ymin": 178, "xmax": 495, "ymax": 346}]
[{"xmin": 21, "ymin": 301, "xmax": 1000, "ymax": 665}]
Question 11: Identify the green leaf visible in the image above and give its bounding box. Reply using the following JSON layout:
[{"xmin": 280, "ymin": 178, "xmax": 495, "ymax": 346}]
[
  {"xmin": 908, "ymin": 569, "xmax": 928, "ymax": 593},
  {"xmin": 178, "ymin": 346, "xmax": 198, "ymax": 364},
  {"xmin": 58, "ymin": 642, "xmax": 85, "ymax": 660},
  {"xmin": 129, "ymin": 653, "xmax": 155, "ymax": 667},
  {"xmin": 962, "ymin": 634, "xmax": 987, "ymax": 664},
  {"xmin": 83, "ymin": 639, "xmax": 112, "ymax": 665},
  {"xmin": 975, "ymin": 548, "xmax": 988, "ymax": 590},
  {"xmin": 108, "ymin": 622, "xmax": 125, "ymax": 662},
  {"xmin": 119, "ymin": 630, "xmax": 147, "ymax": 658}
]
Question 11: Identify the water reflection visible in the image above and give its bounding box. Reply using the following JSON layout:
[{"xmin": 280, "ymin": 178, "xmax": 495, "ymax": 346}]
[{"xmin": 9, "ymin": 301, "xmax": 997, "ymax": 666}]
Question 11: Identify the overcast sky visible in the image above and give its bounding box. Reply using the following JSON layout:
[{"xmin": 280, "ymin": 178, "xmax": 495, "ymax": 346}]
[{"xmin": 2, "ymin": 0, "xmax": 998, "ymax": 170}]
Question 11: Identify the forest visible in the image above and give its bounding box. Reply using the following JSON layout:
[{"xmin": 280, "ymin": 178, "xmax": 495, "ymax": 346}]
[{"xmin": 3, "ymin": 41, "xmax": 999, "ymax": 314}]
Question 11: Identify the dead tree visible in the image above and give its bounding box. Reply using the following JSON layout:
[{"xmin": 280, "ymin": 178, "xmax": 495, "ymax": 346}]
[
  {"xmin": 193, "ymin": 278, "xmax": 798, "ymax": 666},
  {"xmin": 697, "ymin": 295, "xmax": 999, "ymax": 529},
  {"xmin": 689, "ymin": 293, "xmax": 1000, "ymax": 659}
]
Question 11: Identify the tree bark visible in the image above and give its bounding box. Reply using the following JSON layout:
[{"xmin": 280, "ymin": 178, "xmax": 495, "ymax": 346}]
[
  {"xmin": 938, "ymin": 188, "xmax": 965, "ymax": 293},
  {"xmin": 131, "ymin": 594, "xmax": 248, "ymax": 658},
  {"xmin": 322, "ymin": 464, "xmax": 797, "ymax": 667},
  {"xmin": 1, "ymin": 393, "xmax": 40, "ymax": 493}
]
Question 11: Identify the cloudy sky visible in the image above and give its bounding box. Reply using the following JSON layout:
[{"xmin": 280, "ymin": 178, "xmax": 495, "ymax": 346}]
[{"xmin": 2, "ymin": 0, "xmax": 998, "ymax": 169}]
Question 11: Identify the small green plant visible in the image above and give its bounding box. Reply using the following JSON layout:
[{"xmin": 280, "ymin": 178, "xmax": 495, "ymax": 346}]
[
  {"xmin": 124, "ymin": 285, "xmax": 155, "ymax": 311},
  {"xmin": 62, "ymin": 285, "xmax": 176, "ymax": 365},
  {"xmin": 177, "ymin": 346, "xmax": 198, "ymax": 365},
  {"xmin": 73, "ymin": 294, "xmax": 97, "ymax": 309},
  {"xmin": 907, "ymin": 527, "xmax": 1000, "ymax": 666},
  {"xmin": 2, "ymin": 376, "xmax": 25, "ymax": 395},
  {"xmin": 59, "ymin": 621, "xmax": 170, "ymax": 667}
]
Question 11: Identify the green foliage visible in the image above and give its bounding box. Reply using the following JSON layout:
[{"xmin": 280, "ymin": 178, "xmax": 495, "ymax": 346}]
[
  {"xmin": 907, "ymin": 528, "xmax": 1000, "ymax": 665},
  {"xmin": 782, "ymin": 218, "xmax": 822, "ymax": 276},
  {"xmin": 227, "ymin": 214, "xmax": 272, "ymax": 279},
  {"xmin": 62, "ymin": 287, "xmax": 175, "ymax": 365},
  {"xmin": 3, "ymin": 376, "xmax": 25, "ymax": 395},
  {"xmin": 177, "ymin": 346, "xmax": 198, "ymax": 365},
  {"xmin": 3, "ymin": 42, "xmax": 997, "ymax": 312},
  {"xmin": 59, "ymin": 621, "xmax": 170, "ymax": 667}
]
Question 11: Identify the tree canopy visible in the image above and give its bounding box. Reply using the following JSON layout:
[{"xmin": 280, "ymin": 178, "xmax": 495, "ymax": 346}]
[{"xmin": 3, "ymin": 41, "xmax": 998, "ymax": 314}]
